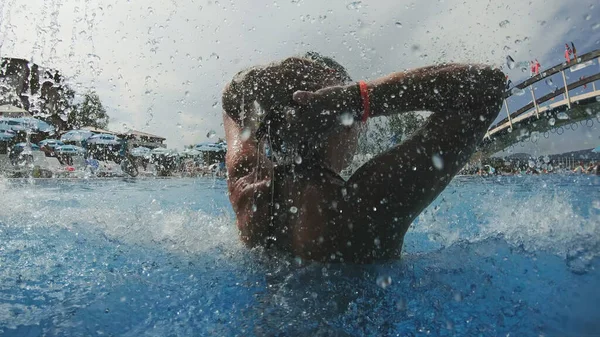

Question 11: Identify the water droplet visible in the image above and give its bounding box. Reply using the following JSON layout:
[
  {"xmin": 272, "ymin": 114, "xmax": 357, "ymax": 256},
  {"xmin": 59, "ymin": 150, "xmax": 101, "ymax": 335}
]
[
  {"xmin": 432, "ymin": 154, "xmax": 444, "ymax": 170},
  {"xmin": 557, "ymin": 112, "xmax": 569, "ymax": 120},
  {"xmin": 584, "ymin": 14, "xmax": 591, "ymax": 20},
  {"xmin": 540, "ymin": 20, "xmax": 547, "ymax": 26},
  {"xmin": 206, "ymin": 130, "xmax": 216, "ymax": 138},
  {"xmin": 289, "ymin": 206, "xmax": 298, "ymax": 214},
  {"xmin": 346, "ymin": 1, "xmax": 362, "ymax": 10},
  {"xmin": 507, "ymin": 127, "xmax": 513, "ymax": 133},
  {"xmin": 341, "ymin": 188, "xmax": 347, "ymax": 197},
  {"xmin": 376, "ymin": 275, "xmax": 392, "ymax": 289},
  {"xmin": 506, "ymin": 55, "xmax": 516, "ymax": 69},
  {"xmin": 528, "ymin": 159, "xmax": 535, "ymax": 168},
  {"xmin": 453, "ymin": 292, "xmax": 463, "ymax": 302},
  {"xmin": 339, "ymin": 112, "xmax": 354, "ymax": 126},
  {"xmin": 566, "ymin": 246, "xmax": 594, "ymax": 275},
  {"xmin": 294, "ymin": 155, "xmax": 302, "ymax": 164},
  {"xmin": 592, "ymin": 23, "xmax": 600, "ymax": 30},
  {"xmin": 585, "ymin": 108, "xmax": 592, "ymax": 115},
  {"xmin": 548, "ymin": 117, "xmax": 556, "ymax": 126},
  {"xmin": 545, "ymin": 78, "xmax": 554, "ymax": 87},
  {"xmin": 395, "ymin": 21, "xmax": 402, "ymax": 28},
  {"xmin": 530, "ymin": 131, "xmax": 540, "ymax": 142},
  {"xmin": 251, "ymin": 204, "xmax": 257, "ymax": 212},
  {"xmin": 240, "ymin": 127, "xmax": 251, "ymax": 141},
  {"xmin": 511, "ymin": 87, "xmax": 525, "ymax": 96},
  {"xmin": 499, "ymin": 20, "xmax": 510, "ymax": 28},
  {"xmin": 433, "ymin": 88, "xmax": 439, "ymax": 94}
]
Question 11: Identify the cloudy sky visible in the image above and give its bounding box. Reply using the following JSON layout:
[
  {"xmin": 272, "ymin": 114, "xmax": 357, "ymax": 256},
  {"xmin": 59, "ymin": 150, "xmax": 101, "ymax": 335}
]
[{"xmin": 0, "ymin": 0, "xmax": 599, "ymax": 155}]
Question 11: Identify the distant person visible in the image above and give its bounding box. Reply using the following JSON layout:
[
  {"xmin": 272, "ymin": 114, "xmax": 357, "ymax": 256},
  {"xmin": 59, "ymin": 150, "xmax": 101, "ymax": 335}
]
[
  {"xmin": 572, "ymin": 161, "xmax": 586, "ymax": 173},
  {"xmin": 222, "ymin": 52, "xmax": 505, "ymax": 263},
  {"xmin": 565, "ymin": 44, "xmax": 573, "ymax": 63},
  {"xmin": 533, "ymin": 59, "xmax": 541, "ymax": 76},
  {"xmin": 586, "ymin": 162, "xmax": 598, "ymax": 175},
  {"xmin": 530, "ymin": 61, "xmax": 541, "ymax": 77}
]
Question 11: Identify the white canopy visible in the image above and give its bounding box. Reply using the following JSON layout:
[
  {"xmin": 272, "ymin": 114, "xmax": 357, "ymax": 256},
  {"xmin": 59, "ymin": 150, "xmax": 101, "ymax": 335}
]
[{"xmin": 0, "ymin": 104, "xmax": 31, "ymax": 117}]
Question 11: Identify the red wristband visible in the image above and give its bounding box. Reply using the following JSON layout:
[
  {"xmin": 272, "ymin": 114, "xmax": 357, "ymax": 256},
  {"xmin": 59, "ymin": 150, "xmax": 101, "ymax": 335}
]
[{"xmin": 358, "ymin": 81, "xmax": 370, "ymax": 122}]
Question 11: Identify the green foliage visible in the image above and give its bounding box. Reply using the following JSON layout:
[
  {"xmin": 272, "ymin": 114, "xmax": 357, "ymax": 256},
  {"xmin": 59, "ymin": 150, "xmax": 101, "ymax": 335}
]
[{"xmin": 67, "ymin": 91, "xmax": 109, "ymax": 129}]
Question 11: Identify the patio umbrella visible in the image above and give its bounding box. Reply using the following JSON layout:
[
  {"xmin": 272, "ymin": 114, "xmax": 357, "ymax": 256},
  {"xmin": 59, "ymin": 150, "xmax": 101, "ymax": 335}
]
[
  {"xmin": 39, "ymin": 139, "xmax": 65, "ymax": 148},
  {"xmin": 0, "ymin": 104, "xmax": 31, "ymax": 117},
  {"xmin": 130, "ymin": 146, "xmax": 151, "ymax": 157},
  {"xmin": 13, "ymin": 142, "xmax": 41, "ymax": 151},
  {"xmin": 151, "ymin": 147, "xmax": 177, "ymax": 156},
  {"xmin": 60, "ymin": 129, "xmax": 95, "ymax": 143},
  {"xmin": 0, "ymin": 117, "xmax": 54, "ymax": 133},
  {"xmin": 194, "ymin": 142, "xmax": 226, "ymax": 152},
  {"xmin": 0, "ymin": 117, "xmax": 26, "ymax": 132},
  {"xmin": 87, "ymin": 133, "xmax": 121, "ymax": 145},
  {"xmin": 13, "ymin": 117, "xmax": 55, "ymax": 133},
  {"xmin": 180, "ymin": 148, "xmax": 202, "ymax": 156},
  {"xmin": 0, "ymin": 132, "xmax": 15, "ymax": 141},
  {"xmin": 55, "ymin": 145, "xmax": 86, "ymax": 155}
]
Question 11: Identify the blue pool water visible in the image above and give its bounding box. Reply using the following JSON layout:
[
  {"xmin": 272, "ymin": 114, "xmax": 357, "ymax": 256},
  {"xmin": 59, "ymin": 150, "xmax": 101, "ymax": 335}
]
[{"xmin": 0, "ymin": 175, "xmax": 598, "ymax": 336}]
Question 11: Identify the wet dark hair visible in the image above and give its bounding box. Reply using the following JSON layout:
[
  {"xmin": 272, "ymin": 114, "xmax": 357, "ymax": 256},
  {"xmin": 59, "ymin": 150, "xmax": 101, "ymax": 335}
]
[{"xmin": 302, "ymin": 51, "xmax": 353, "ymax": 83}]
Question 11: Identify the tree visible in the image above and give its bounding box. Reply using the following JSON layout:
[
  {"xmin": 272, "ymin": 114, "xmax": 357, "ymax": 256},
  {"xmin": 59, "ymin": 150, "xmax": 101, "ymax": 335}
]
[{"xmin": 68, "ymin": 91, "xmax": 109, "ymax": 129}]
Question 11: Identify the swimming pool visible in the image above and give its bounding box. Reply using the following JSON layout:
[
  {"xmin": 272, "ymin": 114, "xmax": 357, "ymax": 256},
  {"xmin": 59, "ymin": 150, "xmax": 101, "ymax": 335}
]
[{"xmin": 0, "ymin": 175, "xmax": 598, "ymax": 336}]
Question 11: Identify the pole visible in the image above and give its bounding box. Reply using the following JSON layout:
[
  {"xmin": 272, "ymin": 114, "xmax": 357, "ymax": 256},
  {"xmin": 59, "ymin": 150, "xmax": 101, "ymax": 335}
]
[
  {"xmin": 561, "ymin": 70, "xmax": 571, "ymax": 109},
  {"xmin": 595, "ymin": 57, "xmax": 600, "ymax": 92},
  {"xmin": 530, "ymin": 87, "xmax": 540, "ymax": 118},
  {"xmin": 504, "ymin": 99, "xmax": 513, "ymax": 130}
]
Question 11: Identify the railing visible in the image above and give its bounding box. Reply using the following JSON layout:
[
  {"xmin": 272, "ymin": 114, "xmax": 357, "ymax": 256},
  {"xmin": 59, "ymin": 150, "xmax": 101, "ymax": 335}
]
[{"xmin": 486, "ymin": 49, "xmax": 600, "ymax": 137}]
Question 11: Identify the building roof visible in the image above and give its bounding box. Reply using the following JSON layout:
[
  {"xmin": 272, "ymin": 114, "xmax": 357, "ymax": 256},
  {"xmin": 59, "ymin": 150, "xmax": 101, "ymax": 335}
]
[
  {"xmin": 122, "ymin": 130, "xmax": 166, "ymax": 140},
  {"xmin": 0, "ymin": 104, "xmax": 31, "ymax": 117},
  {"xmin": 82, "ymin": 126, "xmax": 119, "ymax": 135}
]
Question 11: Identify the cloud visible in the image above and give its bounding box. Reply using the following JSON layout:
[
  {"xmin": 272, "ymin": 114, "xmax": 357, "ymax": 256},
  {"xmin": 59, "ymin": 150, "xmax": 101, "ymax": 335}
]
[{"xmin": 0, "ymin": 0, "xmax": 598, "ymax": 151}]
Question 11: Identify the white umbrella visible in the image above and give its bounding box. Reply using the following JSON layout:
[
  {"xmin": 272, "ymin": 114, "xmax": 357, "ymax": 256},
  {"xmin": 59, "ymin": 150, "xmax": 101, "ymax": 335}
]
[
  {"xmin": 0, "ymin": 117, "xmax": 55, "ymax": 133},
  {"xmin": 61, "ymin": 129, "xmax": 95, "ymax": 143},
  {"xmin": 55, "ymin": 145, "xmax": 86, "ymax": 155},
  {"xmin": 39, "ymin": 139, "xmax": 65, "ymax": 148},
  {"xmin": 194, "ymin": 142, "xmax": 226, "ymax": 152},
  {"xmin": 0, "ymin": 104, "xmax": 31, "ymax": 117},
  {"xmin": 15, "ymin": 117, "xmax": 54, "ymax": 133},
  {"xmin": 130, "ymin": 146, "xmax": 151, "ymax": 157},
  {"xmin": 151, "ymin": 147, "xmax": 177, "ymax": 156},
  {"xmin": 180, "ymin": 148, "xmax": 202, "ymax": 156},
  {"xmin": 0, "ymin": 117, "xmax": 26, "ymax": 132},
  {"xmin": 87, "ymin": 133, "xmax": 121, "ymax": 145},
  {"xmin": 0, "ymin": 131, "xmax": 15, "ymax": 141}
]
